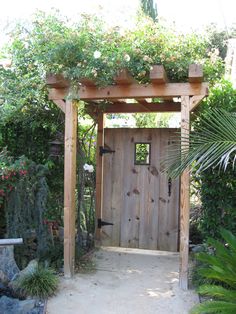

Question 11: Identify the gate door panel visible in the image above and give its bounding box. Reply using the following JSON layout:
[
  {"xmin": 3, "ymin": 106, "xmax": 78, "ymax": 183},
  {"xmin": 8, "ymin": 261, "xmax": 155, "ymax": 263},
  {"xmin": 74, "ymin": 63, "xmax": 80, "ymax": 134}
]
[{"xmin": 101, "ymin": 128, "xmax": 179, "ymax": 252}]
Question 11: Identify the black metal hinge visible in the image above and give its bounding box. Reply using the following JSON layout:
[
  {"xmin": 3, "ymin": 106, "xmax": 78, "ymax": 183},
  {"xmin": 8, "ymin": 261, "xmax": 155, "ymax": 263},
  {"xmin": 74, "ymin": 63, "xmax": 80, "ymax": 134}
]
[
  {"xmin": 99, "ymin": 146, "xmax": 115, "ymax": 156},
  {"xmin": 97, "ymin": 218, "xmax": 114, "ymax": 229}
]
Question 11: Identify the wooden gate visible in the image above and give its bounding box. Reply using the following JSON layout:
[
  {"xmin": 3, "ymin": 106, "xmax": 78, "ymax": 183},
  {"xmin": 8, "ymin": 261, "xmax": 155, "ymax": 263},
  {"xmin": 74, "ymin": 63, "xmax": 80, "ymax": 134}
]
[{"xmin": 101, "ymin": 128, "xmax": 180, "ymax": 252}]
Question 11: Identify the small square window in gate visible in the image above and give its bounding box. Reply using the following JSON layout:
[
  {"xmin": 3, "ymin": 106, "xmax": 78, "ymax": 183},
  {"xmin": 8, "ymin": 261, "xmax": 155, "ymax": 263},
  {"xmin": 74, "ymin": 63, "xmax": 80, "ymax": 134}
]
[{"xmin": 134, "ymin": 143, "xmax": 151, "ymax": 165}]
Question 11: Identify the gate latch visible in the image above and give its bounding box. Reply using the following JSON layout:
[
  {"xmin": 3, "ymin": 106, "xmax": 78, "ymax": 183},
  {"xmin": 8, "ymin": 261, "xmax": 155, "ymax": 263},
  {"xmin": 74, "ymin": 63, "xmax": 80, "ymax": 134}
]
[
  {"xmin": 99, "ymin": 146, "xmax": 115, "ymax": 156},
  {"xmin": 97, "ymin": 218, "xmax": 114, "ymax": 229},
  {"xmin": 168, "ymin": 178, "xmax": 172, "ymax": 197}
]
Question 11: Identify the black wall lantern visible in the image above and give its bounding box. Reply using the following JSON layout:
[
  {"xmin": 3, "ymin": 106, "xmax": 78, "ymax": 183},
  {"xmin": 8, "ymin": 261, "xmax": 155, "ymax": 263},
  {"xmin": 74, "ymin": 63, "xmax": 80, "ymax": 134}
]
[{"xmin": 49, "ymin": 139, "xmax": 63, "ymax": 157}]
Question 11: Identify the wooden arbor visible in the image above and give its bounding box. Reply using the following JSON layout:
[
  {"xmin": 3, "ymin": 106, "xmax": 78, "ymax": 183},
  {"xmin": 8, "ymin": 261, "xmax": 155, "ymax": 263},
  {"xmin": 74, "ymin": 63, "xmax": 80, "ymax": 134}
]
[{"xmin": 47, "ymin": 64, "xmax": 208, "ymax": 290}]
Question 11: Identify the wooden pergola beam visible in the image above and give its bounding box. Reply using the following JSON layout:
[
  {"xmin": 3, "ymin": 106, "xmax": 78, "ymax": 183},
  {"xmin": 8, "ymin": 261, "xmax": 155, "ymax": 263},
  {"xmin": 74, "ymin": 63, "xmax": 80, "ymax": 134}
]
[
  {"xmin": 86, "ymin": 102, "xmax": 181, "ymax": 113},
  {"xmin": 46, "ymin": 74, "xmax": 70, "ymax": 88},
  {"xmin": 53, "ymin": 100, "xmax": 66, "ymax": 113},
  {"xmin": 136, "ymin": 98, "xmax": 149, "ymax": 104},
  {"xmin": 150, "ymin": 65, "xmax": 168, "ymax": 83},
  {"xmin": 79, "ymin": 78, "xmax": 96, "ymax": 87},
  {"xmin": 114, "ymin": 69, "xmax": 135, "ymax": 85},
  {"xmin": 48, "ymin": 83, "xmax": 208, "ymax": 101},
  {"xmin": 189, "ymin": 95, "xmax": 205, "ymax": 111},
  {"xmin": 188, "ymin": 64, "xmax": 203, "ymax": 83}
]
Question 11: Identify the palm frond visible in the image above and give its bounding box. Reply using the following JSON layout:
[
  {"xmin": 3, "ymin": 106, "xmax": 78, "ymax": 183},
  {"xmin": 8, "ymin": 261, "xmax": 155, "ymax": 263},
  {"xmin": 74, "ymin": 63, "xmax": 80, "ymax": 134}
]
[
  {"xmin": 198, "ymin": 268, "xmax": 236, "ymax": 288},
  {"xmin": 191, "ymin": 300, "xmax": 236, "ymax": 314},
  {"xmin": 220, "ymin": 228, "xmax": 236, "ymax": 254},
  {"xmin": 198, "ymin": 285, "xmax": 236, "ymax": 302},
  {"xmin": 163, "ymin": 109, "xmax": 236, "ymax": 178}
]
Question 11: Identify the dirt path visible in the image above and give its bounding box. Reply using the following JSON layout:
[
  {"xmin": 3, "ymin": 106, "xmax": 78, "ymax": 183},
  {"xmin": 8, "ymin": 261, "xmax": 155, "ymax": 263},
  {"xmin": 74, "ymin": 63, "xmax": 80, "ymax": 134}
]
[{"xmin": 47, "ymin": 247, "xmax": 198, "ymax": 314}]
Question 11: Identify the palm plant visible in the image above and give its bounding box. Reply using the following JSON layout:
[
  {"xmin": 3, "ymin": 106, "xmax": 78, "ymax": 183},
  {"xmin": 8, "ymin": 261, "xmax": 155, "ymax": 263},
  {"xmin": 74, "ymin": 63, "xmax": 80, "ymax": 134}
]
[
  {"xmin": 166, "ymin": 109, "xmax": 236, "ymax": 178},
  {"xmin": 191, "ymin": 228, "xmax": 236, "ymax": 314}
]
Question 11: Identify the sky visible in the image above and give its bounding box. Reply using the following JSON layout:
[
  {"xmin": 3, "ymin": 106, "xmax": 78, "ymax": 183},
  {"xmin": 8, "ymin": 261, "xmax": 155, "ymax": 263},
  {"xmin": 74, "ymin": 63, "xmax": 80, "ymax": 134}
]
[
  {"xmin": 0, "ymin": 0, "xmax": 235, "ymax": 46},
  {"xmin": 0, "ymin": 0, "xmax": 235, "ymax": 31}
]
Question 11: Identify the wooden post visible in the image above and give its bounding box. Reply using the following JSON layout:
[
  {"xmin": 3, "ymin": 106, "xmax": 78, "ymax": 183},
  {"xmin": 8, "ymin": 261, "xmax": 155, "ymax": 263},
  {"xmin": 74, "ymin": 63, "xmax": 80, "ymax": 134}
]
[
  {"xmin": 95, "ymin": 113, "xmax": 104, "ymax": 243},
  {"xmin": 64, "ymin": 100, "xmax": 78, "ymax": 278},
  {"xmin": 179, "ymin": 96, "xmax": 190, "ymax": 290}
]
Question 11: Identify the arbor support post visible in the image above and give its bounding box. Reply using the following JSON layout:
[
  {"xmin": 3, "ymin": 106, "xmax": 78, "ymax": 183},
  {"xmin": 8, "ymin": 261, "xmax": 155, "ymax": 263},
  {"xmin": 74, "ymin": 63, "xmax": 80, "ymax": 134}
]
[
  {"xmin": 179, "ymin": 96, "xmax": 190, "ymax": 290},
  {"xmin": 64, "ymin": 100, "xmax": 78, "ymax": 278},
  {"xmin": 95, "ymin": 113, "xmax": 104, "ymax": 243}
]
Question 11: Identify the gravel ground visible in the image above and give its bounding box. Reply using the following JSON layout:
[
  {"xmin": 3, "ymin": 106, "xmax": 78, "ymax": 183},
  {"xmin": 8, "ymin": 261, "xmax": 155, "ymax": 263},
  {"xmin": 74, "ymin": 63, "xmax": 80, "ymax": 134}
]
[{"xmin": 47, "ymin": 247, "xmax": 198, "ymax": 314}]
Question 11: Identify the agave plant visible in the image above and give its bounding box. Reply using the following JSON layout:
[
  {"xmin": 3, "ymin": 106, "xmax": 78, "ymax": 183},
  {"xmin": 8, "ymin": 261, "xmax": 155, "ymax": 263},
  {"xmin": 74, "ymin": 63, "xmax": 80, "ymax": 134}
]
[
  {"xmin": 165, "ymin": 109, "xmax": 236, "ymax": 178},
  {"xmin": 191, "ymin": 228, "xmax": 236, "ymax": 314}
]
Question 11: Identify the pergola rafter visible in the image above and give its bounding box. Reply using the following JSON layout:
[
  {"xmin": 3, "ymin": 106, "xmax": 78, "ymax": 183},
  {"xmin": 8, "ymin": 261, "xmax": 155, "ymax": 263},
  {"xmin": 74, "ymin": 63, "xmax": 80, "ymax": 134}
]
[{"xmin": 46, "ymin": 63, "xmax": 208, "ymax": 290}]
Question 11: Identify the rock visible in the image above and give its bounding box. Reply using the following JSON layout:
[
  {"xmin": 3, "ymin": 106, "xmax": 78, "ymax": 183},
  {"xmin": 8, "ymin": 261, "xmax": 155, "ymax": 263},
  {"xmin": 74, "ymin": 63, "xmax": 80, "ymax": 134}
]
[
  {"xmin": 19, "ymin": 260, "xmax": 38, "ymax": 278},
  {"xmin": 18, "ymin": 299, "xmax": 36, "ymax": 313},
  {"xmin": 0, "ymin": 282, "xmax": 6, "ymax": 290},
  {"xmin": 0, "ymin": 246, "xmax": 20, "ymax": 281},
  {"xmin": 0, "ymin": 296, "xmax": 35, "ymax": 314},
  {"xmin": 0, "ymin": 270, "xmax": 9, "ymax": 285},
  {"xmin": 191, "ymin": 244, "xmax": 204, "ymax": 253},
  {"xmin": 0, "ymin": 295, "xmax": 18, "ymax": 314}
]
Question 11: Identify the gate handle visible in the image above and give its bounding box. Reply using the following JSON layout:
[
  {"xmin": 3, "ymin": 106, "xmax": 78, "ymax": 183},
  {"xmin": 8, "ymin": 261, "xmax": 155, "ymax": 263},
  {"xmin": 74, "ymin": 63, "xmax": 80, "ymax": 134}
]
[{"xmin": 168, "ymin": 178, "xmax": 172, "ymax": 197}]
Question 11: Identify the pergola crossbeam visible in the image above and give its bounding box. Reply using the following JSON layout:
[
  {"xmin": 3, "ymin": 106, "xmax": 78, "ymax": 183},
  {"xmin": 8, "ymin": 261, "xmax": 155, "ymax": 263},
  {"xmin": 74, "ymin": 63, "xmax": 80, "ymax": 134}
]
[
  {"xmin": 48, "ymin": 83, "xmax": 208, "ymax": 101},
  {"xmin": 86, "ymin": 101, "xmax": 181, "ymax": 113}
]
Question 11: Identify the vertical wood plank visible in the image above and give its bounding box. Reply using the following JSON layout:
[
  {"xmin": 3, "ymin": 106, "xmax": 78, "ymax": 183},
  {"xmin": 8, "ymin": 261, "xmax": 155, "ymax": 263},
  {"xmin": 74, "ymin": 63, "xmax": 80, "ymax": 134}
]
[
  {"xmin": 95, "ymin": 113, "xmax": 104, "ymax": 242},
  {"xmin": 138, "ymin": 129, "xmax": 159, "ymax": 250},
  {"xmin": 120, "ymin": 129, "xmax": 140, "ymax": 248},
  {"xmin": 101, "ymin": 129, "xmax": 124, "ymax": 246},
  {"xmin": 179, "ymin": 96, "xmax": 190, "ymax": 290},
  {"xmin": 110, "ymin": 130, "xmax": 124, "ymax": 246},
  {"xmin": 64, "ymin": 100, "xmax": 77, "ymax": 278},
  {"xmin": 158, "ymin": 129, "xmax": 180, "ymax": 252},
  {"xmin": 100, "ymin": 129, "xmax": 113, "ymax": 245}
]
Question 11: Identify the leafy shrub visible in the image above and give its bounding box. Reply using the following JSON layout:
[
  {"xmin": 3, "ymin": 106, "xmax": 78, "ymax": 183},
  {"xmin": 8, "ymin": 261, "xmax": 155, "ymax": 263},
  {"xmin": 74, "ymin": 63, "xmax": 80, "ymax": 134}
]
[
  {"xmin": 17, "ymin": 267, "xmax": 59, "ymax": 299},
  {"xmin": 191, "ymin": 229, "xmax": 236, "ymax": 314},
  {"xmin": 191, "ymin": 80, "xmax": 236, "ymax": 241},
  {"xmin": 39, "ymin": 241, "xmax": 63, "ymax": 269}
]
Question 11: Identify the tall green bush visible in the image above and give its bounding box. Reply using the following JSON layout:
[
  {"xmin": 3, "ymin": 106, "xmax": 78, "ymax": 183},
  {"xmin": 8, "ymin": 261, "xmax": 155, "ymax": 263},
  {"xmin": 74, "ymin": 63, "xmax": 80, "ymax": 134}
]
[
  {"xmin": 0, "ymin": 149, "xmax": 52, "ymax": 266},
  {"xmin": 192, "ymin": 80, "xmax": 236, "ymax": 240}
]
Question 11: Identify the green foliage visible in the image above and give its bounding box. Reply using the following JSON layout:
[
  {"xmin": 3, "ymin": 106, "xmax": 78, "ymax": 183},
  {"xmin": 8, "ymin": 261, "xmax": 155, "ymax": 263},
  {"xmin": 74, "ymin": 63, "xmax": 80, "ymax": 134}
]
[
  {"xmin": 3, "ymin": 10, "xmax": 223, "ymax": 88},
  {"xmin": 133, "ymin": 113, "xmax": 157, "ymax": 127},
  {"xmin": 194, "ymin": 80, "xmax": 236, "ymax": 240},
  {"xmin": 39, "ymin": 241, "xmax": 63, "ymax": 269},
  {"xmin": 165, "ymin": 80, "xmax": 236, "ymax": 240},
  {"xmin": 205, "ymin": 24, "xmax": 229, "ymax": 60},
  {"xmin": 140, "ymin": 0, "xmax": 158, "ymax": 22},
  {"xmin": 167, "ymin": 109, "xmax": 236, "ymax": 176},
  {"xmin": 0, "ymin": 149, "xmax": 28, "ymax": 207},
  {"xmin": 191, "ymin": 229, "xmax": 236, "ymax": 314},
  {"xmin": 198, "ymin": 169, "xmax": 236, "ymax": 239},
  {"xmin": 0, "ymin": 149, "xmax": 52, "ymax": 266},
  {"xmin": 16, "ymin": 267, "xmax": 59, "ymax": 299}
]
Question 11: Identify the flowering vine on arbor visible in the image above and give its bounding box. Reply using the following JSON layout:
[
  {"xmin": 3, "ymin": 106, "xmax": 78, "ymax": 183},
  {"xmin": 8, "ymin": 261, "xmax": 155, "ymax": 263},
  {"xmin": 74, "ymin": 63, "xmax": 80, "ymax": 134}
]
[{"xmin": 1, "ymin": 11, "xmax": 225, "ymax": 91}]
